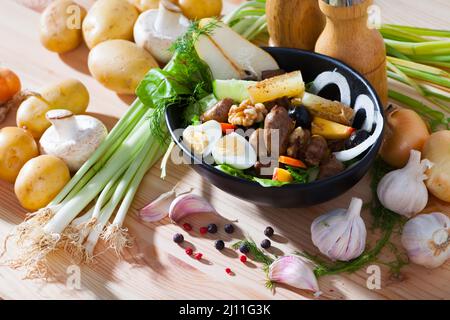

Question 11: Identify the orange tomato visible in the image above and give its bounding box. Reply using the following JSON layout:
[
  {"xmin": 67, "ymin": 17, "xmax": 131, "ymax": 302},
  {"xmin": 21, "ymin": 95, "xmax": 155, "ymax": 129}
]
[
  {"xmin": 272, "ymin": 167, "xmax": 293, "ymax": 183},
  {"xmin": 0, "ymin": 68, "xmax": 21, "ymax": 104}
]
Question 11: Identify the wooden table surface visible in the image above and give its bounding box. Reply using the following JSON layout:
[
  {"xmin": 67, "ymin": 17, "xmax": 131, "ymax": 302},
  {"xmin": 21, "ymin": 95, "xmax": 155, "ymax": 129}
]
[{"xmin": 0, "ymin": 0, "xmax": 449, "ymax": 300}]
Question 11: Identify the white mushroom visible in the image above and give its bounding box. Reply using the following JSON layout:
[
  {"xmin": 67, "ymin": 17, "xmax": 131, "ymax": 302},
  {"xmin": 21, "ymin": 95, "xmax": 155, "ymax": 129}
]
[
  {"xmin": 134, "ymin": 0, "xmax": 189, "ymax": 63},
  {"xmin": 39, "ymin": 109, "xmax": 108, "ymax": 172}
]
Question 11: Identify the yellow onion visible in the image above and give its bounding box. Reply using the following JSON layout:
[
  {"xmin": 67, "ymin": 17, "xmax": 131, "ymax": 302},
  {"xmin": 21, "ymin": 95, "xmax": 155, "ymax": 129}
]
[{"xmin": 380, "ymin": 107, "xmax": 429, "ymax": 168}]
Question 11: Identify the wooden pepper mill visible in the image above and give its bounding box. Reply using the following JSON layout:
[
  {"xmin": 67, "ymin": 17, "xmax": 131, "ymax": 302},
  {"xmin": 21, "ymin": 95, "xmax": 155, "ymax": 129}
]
[
  {"xmin": 315, "ymin": 0, "xmax": 388, "ymax": 106},
  {"xmin": 266, "ymin": 0, "xmax": 325, "ymax": 51}
]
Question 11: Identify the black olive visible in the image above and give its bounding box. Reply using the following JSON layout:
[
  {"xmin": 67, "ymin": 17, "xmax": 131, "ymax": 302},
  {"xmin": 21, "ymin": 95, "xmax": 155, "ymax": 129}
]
[
  {"xmin": 352, "ymin": 109, "xmax": 367, "ymax": 130},
  {"xmin": 345, "ymin": 130, "xmax": 371, "ymax": 149},
  {"xmin": 288, "ymin": 106, "xmax": 311, "ymax": 129}
]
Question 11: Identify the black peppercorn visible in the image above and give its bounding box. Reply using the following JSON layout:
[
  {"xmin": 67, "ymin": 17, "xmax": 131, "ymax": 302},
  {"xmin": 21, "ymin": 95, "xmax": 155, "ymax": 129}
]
[
  {"xmin": 215, "ymin": 240, "xmax": 225, "ymax": 251},
  {"xmin": 264, "ymin": 226, "xmax": 274, "ymax": 237},
  {"xmin": 173, "ymin": 233, "xmax": 184, "ymax": 244},
  {"xmin": 239, "ymin": 244, "xmax": 250, "ymax": 254},
  {"xmin": 207, "ymin": 223, "xmax": 218, "ymax": 234},
  {"xmin": 224, "ymin": 224, "xmax": 234, "ymax": 234},
  {"xmin": 261, "ymin": 239, "xmax": 271, "ymax": 249}
]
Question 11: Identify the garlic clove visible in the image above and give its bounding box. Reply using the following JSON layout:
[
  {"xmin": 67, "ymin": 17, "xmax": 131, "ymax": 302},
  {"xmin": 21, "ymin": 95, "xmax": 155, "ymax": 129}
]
[
  {"xmin": 139, "ymin": 183, "xmax": 193, "ymax": 222},
  {"xmin": 169, "ymin": 194, "xmax": 217, "ymax": 223},
  {"xmin": 139, "ymin": 189, "xmax": 176, "ymax": 222},
  {"xmin": 268, "ymin": 256, "xmax": 319, "ymax": 293},
  {"xmin": 377, "ymin": 149, "xmax": 432, "ymax": 218},
  {"xmin": 401, "ymin": 212, "xmax": 449, "ymax": 269},
  {"xmin": 311, "ymin": 197, "xmax": 366, "ymax": 261}
]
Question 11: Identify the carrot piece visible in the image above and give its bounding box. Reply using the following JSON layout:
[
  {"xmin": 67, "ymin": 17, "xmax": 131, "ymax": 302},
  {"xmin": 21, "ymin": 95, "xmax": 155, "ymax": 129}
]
[
  {"xmin": 220, "ymin": 123, "xmax": 236, "ymax": 134},
  {"xmin": 279, "ymin": 156, "xmax": 307, "ymax": 168}
]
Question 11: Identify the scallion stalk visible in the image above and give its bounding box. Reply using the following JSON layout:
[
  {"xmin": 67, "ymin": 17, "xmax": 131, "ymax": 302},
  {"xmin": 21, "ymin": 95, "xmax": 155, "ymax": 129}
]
[
  {"xmin": 395, "ymin": 65, "xmax": 450, "ymax": 88},
  {"xmin": 383, "ymin": 24, "xmax": 450, "ymax": 38}
]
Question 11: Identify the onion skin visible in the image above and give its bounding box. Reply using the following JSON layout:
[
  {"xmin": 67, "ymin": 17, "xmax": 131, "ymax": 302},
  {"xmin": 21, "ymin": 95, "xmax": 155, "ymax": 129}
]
[{"xmin": 380, "ymin": 107, "xmax": 429, "ymax": 168}]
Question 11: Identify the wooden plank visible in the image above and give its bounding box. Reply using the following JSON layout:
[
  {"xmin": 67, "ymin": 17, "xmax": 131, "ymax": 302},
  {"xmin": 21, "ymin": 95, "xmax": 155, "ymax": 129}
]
[{"xmin": 0, "ymin": 0, "xmax": 449, "ymax": 300}]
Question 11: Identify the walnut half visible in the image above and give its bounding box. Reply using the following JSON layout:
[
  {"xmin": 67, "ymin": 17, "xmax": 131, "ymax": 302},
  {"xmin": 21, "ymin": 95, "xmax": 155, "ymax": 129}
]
[{"xmin": 228, "ymin": 99, "xmax": 267, "ymax": 127}]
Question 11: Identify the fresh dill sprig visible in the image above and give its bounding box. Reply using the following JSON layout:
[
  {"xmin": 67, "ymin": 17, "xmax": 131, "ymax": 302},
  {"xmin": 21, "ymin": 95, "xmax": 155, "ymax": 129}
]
[
  {"xmin": 232, "ymin": 239, "xmax": 275, "ymax": 266},
  {"xmin": 296, "ymin": 157, "xmax": 408, "ymax": 278},
  {"xmin": 136, "ymin": 19, "xmax": 218, "ymax": 143},
  {"xmin": 232, "ymin": 239, "xmax": 276, "ymax": 290}
]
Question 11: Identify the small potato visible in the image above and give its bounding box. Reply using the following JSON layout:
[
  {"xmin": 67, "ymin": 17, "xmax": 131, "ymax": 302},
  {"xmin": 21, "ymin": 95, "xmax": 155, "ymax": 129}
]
[
  {"xmin": 128, "ymin": 0, "xmax": 160, "ymax": 12},
  {"xmin": 16, "ymin": 79, "xmax": 89, "ymax": 138},
  {"xmin": 179, "ymin": 0, "xmax": 222, "ymax": 20},
  {"xmin": 423, "ymin": 130, "xmax": 450, "ymax": 203},
  {"xmin": 0, "ymin": 127, "xmax": 39, "ymax": 183},
  {"xmin": 40, "ymin": 0, "xmax": 87, "ymax": 53},
  {"xmin": 82, "ymin": 0, "xmax": 139, "ymax": 49},
  {"xmin": 88, "ymin": 39, "xmax": 158, "ymax": 94},
  {"xmin": 15, "ymin": 155, "xmax": 70, "ymax": 211}
]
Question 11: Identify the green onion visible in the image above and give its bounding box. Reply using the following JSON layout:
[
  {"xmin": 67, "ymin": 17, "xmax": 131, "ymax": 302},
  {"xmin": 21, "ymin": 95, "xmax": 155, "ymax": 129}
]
[
  {"xmin": 387, "ymin": 56, "xmax": 448, "ymax": 76},
  {"xmin": 380, "ymin": 25, "xmax": 429, "ymax": 43},
  {"xmin": 383, "ymin": 24, "xmax": 450, "ymax": 38},
  {"xmin": 395, "ymin": 65, "xmax": 450, "ymax": 88},
  {"xmin": 384, "ymin": 39, "xmax": 450, "ymax": 56},
  {"xmin": 388, "ymin": 90, "xmax": 448, "ymax": 130}
]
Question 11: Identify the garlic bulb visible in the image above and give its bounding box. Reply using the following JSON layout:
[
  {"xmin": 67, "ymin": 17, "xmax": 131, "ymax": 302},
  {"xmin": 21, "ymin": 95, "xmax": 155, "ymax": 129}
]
[
  {"xmin": 401, "ymin": 212, "xmax": 449, "ymax": 269},
  {"xmin": 377, "ymin": 149, "xmax": 432, "ymax": 218},
  {"xmin": 311, "ymin": 197, "xmax": 366, "ymax": 261}
]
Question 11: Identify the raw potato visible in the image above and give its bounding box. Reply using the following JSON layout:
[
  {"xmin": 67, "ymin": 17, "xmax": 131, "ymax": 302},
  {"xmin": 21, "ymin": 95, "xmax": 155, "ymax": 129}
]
[
  {"xmin": 128, "ymin": 0, "xmax": 160, "ymax": 11},
  {"xmin": 423, "ymin": 130, "xmax": 450, "ymax": 202},
  {"xmin": 40, "ymin": 0, "xmax": 87, "ymax": 53},
  {"xmin": 82, "ymin": 0, "xmax": 139, "ymax": 49},
  {"xmin": 88, "ymin": 40, "xmax": 158, "ymax": 94},
  {"xmin": 179, "ymin": 0, "xmax": 222, "ymax": 20},
  {"xmin": 15, "ymin": 155, "xmax": 70, "ymax": 211},
  {"xmin": 0, "ymin": 127, "xmax": 39, "ymax": 183},
  {"xmin": 16, "ymin": 79, "xmax": 89, "ymax": 138}
]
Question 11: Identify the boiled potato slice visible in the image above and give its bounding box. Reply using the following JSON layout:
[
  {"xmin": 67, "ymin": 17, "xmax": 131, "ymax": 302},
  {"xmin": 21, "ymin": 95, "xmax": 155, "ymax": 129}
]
[
  {"xmin": 0, "ymin": 127, "xmax": 39, "ymax": 183},
  {"xmin": 15, "ymin": 155, "xmax": 70, "ymax": 211},
  {"xmin": 248, "ymin": 71, "xmax": 305, "ymax": 104}
]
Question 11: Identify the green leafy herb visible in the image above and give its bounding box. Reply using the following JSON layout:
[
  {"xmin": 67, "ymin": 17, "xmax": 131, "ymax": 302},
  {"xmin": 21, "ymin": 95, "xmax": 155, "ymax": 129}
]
[
  {"xmin": 232, "ymin": 239, "xmax": 275, "ymax": 266},
  {"xmin": 136, "ymin": 20, "xmax": 217, "ymax": 142},
  {"xmin": 253, "ymin": 177, "xmax": 289, "ymax": 187},
  {"xmin": 215, "ymin": 164, "xmax": 290, "ymax": 187},
  {"xmin": 215, "ymin": 164, "xmax": 254, "ymax": 180},
  {"xmin": 183, "ymin": 93, "xmax": 218, "ymax": 125},
  {"xmin": 297, "ymin": 157, "xmax": 408, "ymax": 278},
  {"xmin": 285, "ymin": 165, "xmax": 319, "ymax": 183}
]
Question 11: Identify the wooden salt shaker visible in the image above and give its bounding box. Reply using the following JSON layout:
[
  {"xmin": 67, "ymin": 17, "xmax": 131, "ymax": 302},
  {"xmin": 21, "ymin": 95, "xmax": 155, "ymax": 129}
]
[
  {"xmin": 266, "ymin": 0, "xmax": 325, "ymax": 51},
  {"xmin": 315, "ymin": 0, "xmax": 388, "ymax": 106}
]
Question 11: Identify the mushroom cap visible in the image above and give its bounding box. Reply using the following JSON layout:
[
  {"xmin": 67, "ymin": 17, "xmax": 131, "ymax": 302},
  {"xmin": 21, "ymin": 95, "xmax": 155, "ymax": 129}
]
[
  {"xmin": 133, "ymin": 9, "xmax": 189, "ymax": 63},
  {"xmin": 39, "ymin": 114, "xmax": 108, "ymax": 171}
]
